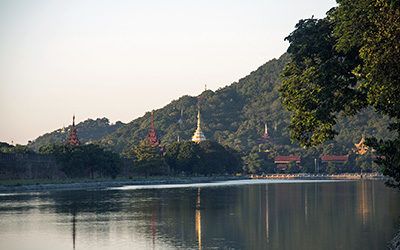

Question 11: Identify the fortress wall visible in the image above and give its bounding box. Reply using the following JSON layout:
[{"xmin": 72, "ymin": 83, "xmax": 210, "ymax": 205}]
[
  {"xmin": 0, "ymin": 152, "xmax": 66, "ymax": 180},
  {"xmin": 0, "ymin": 152, "xmax": 135, "ymax": 180}
]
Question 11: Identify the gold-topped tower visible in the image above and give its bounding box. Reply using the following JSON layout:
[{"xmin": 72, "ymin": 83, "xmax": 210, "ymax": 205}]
[
  {"xmin": 192, "ymin": 106, "xmax": 206, "ymax": 143},
  {"xmin": 355, "ymin": 136, "xmax": 368, "ymax": 155}
]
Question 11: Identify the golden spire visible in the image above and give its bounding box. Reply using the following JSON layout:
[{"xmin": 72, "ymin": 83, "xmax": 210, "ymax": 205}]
[
  {"xmin": 197, "ymin": 109, "xmax": 201, "ymax": 128},
  {"xmin": 355, "ymin": 135, "xmax": 368, "ymax": 155},
  {"xmin": 192, "ymin": 106, "xmax": 206, "ymax": 143}
]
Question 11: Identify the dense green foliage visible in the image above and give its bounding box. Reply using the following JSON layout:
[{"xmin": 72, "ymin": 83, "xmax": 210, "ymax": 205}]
[
  {"xmin": 100, "ymin": 55, "xmax": 293, "ymax": 154},
  {"xmin": 27, "ymin": 39, "xmax": 394, "ymax": 173},
  {"xmin": 99, "ymin": 54, "xmax": 391, "ymax": 160},
  {"xmin": 39, "ymin": 144, "xmax": 122, "ymax": 178},
  {"xmin": 130, "ymin": 140, "xmax": 169, "ymax": 176},
  {"xmin": 280, "ymin": 0, "xmax": 399, "ymax": 186},
  {"xmin": 164, "ymin": 141, "xmax": 242, "ymax": 175},
  {"xmin": 29, "ymin": 118, "xmax": 124, "ymax": 150},
  {"xmin": 0, "ymin": 142, "xmax": 14, "ymax": 152},
  {"xmin": 0, "ymin": 142, "xmax": 34, "ymax": 154},
  {"xmin": 243, "ymin": 152, "xmax": 275, "ymax": 174}
]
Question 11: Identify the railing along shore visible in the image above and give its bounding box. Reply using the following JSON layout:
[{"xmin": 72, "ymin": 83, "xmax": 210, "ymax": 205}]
[{"xmin": 250, "ymin": 173, "xmax": 386, "ymax": 180}]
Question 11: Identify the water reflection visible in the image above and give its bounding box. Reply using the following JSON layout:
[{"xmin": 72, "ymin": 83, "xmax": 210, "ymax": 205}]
[
  {"xmin": 265, "ymin": 185, "xmax": 270, "ymax": 243},
  {"xmin": 72, "ymin": 209, "xmax": 76, "ymax": 250},
  {"xmin": 357, "ymin": 180, "xmax": 374, "ymax": 226},
  {"xmin": 150, "ymin": 206, "xmax": 156, "ymax": 249},
  {"xmin": 0, "ymin": 180, "xmax": 399, "ymax": 250},
  {"xmin": 195, "ymin": 188, "xmax": 202, "ymax": 250}
]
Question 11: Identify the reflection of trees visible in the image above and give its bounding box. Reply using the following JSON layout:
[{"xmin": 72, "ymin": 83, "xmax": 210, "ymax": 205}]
[
  {"xmin": 143, "ymin": 181, "xmax": 400, "ymax": 250},
  {"xmin": 142, "ymin": 189, "xmax": 198, "ymax": 248},
  {"xmin": 15, "ymin": 181, "xmax": 399, "ymax": 249},
  {"xmin": 150, "ymin": 206, "xmax": 156, "ymax": 249},
  {"xmin": 72, "ymin": 208, "xmax": 76, "ymax": 250},
  {"xmin": 0, "ymin": 193, "xmax": 43, "ymax": 213},
  {"xmin": 49, "ymin": 190, "xmax": 123, "ymax": 214},
  {"xmin": 48, "ymin": 190, "xmax": 125, "ymax": 249}
]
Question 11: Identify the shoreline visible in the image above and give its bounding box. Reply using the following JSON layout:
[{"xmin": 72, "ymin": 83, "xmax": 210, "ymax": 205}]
[
  {"xmin": 0, "ymin": 173, "xmax": 386, "ymax": 193},
  {"xmin": 0, "ymin": 176, "xmax": 247, "ymax": 193}
]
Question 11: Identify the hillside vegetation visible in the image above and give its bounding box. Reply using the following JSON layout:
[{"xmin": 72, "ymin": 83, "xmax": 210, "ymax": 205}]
[
  {"xmin": 29, "ymin": 54, "xmax": 393, "ymax": 157},
  {"xmin": 29, "ymin": 118, "xmax": 124, "ymax": 151},
  {"xmin": 101, "ymin": 54, "xmax": 392, "ymax": 156}
]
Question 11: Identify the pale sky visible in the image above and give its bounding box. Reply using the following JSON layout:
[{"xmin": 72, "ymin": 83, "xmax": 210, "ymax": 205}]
[{"xmin": 0, "ymin": 0, "xmax": 336, "ymax": 144}]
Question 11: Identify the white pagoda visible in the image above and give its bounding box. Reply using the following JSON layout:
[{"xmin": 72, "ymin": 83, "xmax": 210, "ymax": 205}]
[{"xmin": 192, "ymin": 107, "xmax": 206, "ymax": 143}]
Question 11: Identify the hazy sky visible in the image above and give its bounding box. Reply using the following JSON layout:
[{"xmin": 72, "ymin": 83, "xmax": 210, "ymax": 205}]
[{"xmin": 0, "ymin": 0, "xmax": 336, "ymax": 144}]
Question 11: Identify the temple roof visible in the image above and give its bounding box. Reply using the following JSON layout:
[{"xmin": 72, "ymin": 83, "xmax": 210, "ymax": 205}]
[
  {"xmin": 355, "ymin": 136, "xmax": 368, "ymax": 155},
  {"xmin": 147, "ymin": 111, "xmax": 160, "ymax": 147},
  {"xmin": 274, "ymin": 155, "xmax": 301, "ymax": 163},
  {"xmin": 67, "ymin": 115, "xmax": 80, "ymax": 146},
  {"xmin": 320, "ymin": 155, "xmax": 349, "ymax": 162}
]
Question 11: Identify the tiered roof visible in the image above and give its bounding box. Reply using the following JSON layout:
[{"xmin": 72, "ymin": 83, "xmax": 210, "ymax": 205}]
[
  {"xmin": 355, "ymin": 136, "xmax": 368, "ymax": 155},
  {"xmin": 147, "ymin": 111, "xmax": 160, "ymax": 147},
  {"xmin": 67, "ymin": 115, "xmax": 80, "ymax": 146}
]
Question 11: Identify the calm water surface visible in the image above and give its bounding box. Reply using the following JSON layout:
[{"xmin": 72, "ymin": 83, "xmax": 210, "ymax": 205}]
[{"xmin": 0, "ymin": 180, "xmax": 399, "ymax": 250}]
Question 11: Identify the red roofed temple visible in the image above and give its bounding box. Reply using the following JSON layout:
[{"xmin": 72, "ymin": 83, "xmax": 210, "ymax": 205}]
[
  {"xmin": 274, "ymin": 155, "xmax": 301, "ymax": 171},
  {"xmin": 147, "ymin": 111, "xmax": 160, "ymax": 147},
  {"xmin": 320, "ymin": 155, "xmax": 349, "ymax": 163},
  {"xmin": 320, "ymin": 155, "xmax": 349, "ymax": 171},
  {"xmin": 67, "ymin": 115, "xmax": 80, "ymax": 146}
]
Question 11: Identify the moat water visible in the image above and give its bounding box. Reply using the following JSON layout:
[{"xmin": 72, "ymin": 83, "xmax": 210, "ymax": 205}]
[{"xmin": 0, "ymin": 179, "xmax": 399, "ymax": 250}]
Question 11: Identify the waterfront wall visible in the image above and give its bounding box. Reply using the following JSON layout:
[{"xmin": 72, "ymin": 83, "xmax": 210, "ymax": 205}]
[
  {"xmin": 0, "ymin": 152, "xmax": 65, "ymax": 180},
  {"xmin": 250, "ymin": 173, "xmax": 385, "ymax": 180},
  {"xmin": 0, "ymin": 153, "xmax": 136, "ymax": 180}
]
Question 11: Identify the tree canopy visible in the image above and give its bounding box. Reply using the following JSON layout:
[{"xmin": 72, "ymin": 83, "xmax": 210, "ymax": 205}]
[
  {"xmin": 164, "ymin": 141, "xmax": 242, "ymax": 175},
  {"xmin": 131, "ymin": 140, "xmax": 169, "ymax": 176},
  {"xmin": 29, "ymin": 118, "xmax": 124, "ymax": 150},
  {"xmin": 39, "ymin": 144, "xmax": 122, "ymax": 178},
  {"xmin": 280, "ymin": 0, "xmax": 400, "ymax": 188}
]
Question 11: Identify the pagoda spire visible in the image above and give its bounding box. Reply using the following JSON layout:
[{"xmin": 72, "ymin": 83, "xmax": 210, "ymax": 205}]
[
  {"xmin": 67, "ymin": 115, "xmax": 80, "ymax": 146},
  {"xmin": 147, "ymin": 111, "xmax": 160, "ymax": 147},
  {"xmin": 192, "ymin": 105, "xmax": 206, "ymax": 143},
  {"xmin": 262, "ymin": 122, "xmax": 270, "ymax": 140},
  {"xmin": 354, "ymin": 135, "xmax": 368, "ymax": 155},
  {"xmin": 178, "ymin": 108, "xmax": 184, "ymax": 124}
]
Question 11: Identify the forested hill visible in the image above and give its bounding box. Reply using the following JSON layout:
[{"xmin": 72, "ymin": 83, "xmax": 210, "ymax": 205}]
[
  {"xmin": 28, "ymin": 54, "xmax": 392, "ymax": 154},
  {"xmin": 29, "ymin": 118, "xmax": 124, "ymax": 151},
  {"xmin": 100, "ymin": 53, "xmax": 393, "ymax": 155}
]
